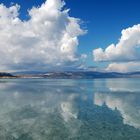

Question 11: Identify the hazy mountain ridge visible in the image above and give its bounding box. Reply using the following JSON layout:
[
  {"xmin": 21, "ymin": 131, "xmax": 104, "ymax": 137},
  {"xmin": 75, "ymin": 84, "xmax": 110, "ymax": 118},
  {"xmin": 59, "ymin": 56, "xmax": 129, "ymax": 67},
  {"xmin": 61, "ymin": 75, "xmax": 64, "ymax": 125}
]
[
  {"xmin": 0, "ymin": 71, "xmax": 140, "ymax": 79},
  {"xmin": 0, "ymin": 72, "xmax": 15, "ymax": 78},
  {"xmin": 10, "ymin": 71, "xmax": 140, "ymax": 79}
]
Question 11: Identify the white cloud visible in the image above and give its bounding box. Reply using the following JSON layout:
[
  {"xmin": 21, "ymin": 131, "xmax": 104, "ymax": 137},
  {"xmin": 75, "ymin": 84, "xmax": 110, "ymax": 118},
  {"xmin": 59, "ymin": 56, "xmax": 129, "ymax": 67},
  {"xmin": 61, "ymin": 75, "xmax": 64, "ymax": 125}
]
[
  {"xmin": 106, "ymin": 62, "xmax": 140, "ymax": 72},
  {"xmin": 0, "ymin": 0, "xmax": 85, "ymax": 71},
  {"xmin": 93, "ymin": 24, "xmax": 140, "ymax": 62}
]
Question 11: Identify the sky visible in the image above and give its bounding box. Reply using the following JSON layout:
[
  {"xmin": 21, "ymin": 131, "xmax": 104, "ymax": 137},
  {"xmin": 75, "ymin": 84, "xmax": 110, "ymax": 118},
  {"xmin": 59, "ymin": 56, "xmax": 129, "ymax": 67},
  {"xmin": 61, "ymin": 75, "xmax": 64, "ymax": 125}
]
[{"xmin": 0, "ymin": 0, "xmax": 140, "ymax": 72}]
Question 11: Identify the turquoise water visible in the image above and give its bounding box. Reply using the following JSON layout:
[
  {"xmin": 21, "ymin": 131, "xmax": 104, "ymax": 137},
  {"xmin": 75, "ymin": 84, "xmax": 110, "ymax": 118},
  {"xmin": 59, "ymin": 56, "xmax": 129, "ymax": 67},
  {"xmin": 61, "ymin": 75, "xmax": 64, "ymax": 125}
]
[{"xmin": 0, "ymin": 78, "xmax": 140, "ymax": 140}]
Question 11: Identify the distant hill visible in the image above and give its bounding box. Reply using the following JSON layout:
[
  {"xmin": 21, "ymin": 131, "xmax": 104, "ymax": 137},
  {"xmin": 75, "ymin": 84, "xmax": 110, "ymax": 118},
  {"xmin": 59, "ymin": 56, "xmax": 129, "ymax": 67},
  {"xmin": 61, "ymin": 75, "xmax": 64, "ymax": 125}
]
[
  {"xmin": 0, "ymin": 72, "xmax": 15, "ymax": 78},
  {"xmin": 13, "ymin": 71, "xmax": 140, "ymax": 79}
]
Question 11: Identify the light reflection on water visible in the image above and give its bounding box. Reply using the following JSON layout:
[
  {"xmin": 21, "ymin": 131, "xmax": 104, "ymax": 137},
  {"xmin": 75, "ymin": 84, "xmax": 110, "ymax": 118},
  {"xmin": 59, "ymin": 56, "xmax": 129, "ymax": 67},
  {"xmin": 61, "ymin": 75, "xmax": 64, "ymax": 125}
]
[{"xmin": 0, "ymin": 78, "xmax": 140, "ymax": 140}]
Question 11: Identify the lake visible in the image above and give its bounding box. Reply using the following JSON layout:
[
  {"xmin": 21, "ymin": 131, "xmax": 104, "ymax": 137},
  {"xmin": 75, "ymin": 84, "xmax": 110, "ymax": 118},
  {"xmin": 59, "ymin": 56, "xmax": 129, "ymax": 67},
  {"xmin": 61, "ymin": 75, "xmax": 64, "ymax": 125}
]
[{"xmin": 0, "ymin": 78, "xmax": 140, "ymax": 140}]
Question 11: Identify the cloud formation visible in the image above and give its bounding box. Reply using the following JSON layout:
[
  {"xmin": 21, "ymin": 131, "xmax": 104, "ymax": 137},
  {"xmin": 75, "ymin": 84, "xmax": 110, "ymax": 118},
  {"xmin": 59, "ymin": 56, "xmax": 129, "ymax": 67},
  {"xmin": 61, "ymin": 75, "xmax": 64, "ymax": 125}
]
[
  {"xmin": 106, "ymin": 62, "xmax": 140, "ymax": 72},
  {"xmin": 0, "ymin": 0, "xmax": 85, "ymax": 71},
  {"xmin": 93, "ymin": 24, "xmax": 140, "ymax": 62},
  {"xmin": 92, "ymin": 24, "xmax": 140, "ymax": 72}
]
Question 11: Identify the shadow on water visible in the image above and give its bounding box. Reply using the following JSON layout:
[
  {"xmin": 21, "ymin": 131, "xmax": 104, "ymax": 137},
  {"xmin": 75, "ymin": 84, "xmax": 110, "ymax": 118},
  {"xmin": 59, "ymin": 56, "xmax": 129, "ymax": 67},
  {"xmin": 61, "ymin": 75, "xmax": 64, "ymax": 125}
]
[{"xmin": 0, "ymin": 79, "xmax": 140, "ymax": 140}]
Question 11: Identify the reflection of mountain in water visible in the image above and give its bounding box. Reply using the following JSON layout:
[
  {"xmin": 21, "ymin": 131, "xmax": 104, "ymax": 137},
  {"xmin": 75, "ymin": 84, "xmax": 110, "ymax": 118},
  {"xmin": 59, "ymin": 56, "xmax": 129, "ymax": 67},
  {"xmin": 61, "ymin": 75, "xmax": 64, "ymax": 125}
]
[{"xmin": 0, "ymin": 79, "xmax": 140, "ymax": 140}]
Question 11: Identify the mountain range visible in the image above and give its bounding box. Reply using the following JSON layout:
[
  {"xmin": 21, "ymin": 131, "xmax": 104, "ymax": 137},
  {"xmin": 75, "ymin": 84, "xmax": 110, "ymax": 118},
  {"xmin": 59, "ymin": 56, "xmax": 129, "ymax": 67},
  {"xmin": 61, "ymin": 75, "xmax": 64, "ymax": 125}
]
[{"xmin": 2, "ymin": 71, "xmax": 138, "ymax": 79}]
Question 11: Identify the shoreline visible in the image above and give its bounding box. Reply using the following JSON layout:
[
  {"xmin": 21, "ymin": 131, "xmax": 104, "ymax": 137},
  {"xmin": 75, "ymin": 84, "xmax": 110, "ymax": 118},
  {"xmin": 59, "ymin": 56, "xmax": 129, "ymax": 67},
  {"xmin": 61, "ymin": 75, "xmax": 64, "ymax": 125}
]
[{"xmin": 0, "ymin": 76, "xmax": 140, "ymax": 79}]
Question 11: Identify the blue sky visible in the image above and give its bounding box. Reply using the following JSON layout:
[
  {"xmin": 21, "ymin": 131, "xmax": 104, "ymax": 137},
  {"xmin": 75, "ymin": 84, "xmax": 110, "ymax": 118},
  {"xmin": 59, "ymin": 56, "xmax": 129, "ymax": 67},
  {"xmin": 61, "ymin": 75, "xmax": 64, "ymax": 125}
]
[
  {"xmin": 2, "ymin": 0, "xmax": 140, "ymax": 54},
  {"xmin": 0, "ymin": 0, "xmax": 140, "ymax": 72}
]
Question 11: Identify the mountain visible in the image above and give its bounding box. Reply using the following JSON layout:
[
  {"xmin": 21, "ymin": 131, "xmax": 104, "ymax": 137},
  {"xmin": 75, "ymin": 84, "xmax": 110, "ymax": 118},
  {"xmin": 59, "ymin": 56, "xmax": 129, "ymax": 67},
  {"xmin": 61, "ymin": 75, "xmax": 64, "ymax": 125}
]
[
  {"xmin": 0, "ymin": 72, "xmax": 16, "ymax": 78},
  {"xmin": 13, "ymin": 71, "xmax": 140, "ymax": 79}
]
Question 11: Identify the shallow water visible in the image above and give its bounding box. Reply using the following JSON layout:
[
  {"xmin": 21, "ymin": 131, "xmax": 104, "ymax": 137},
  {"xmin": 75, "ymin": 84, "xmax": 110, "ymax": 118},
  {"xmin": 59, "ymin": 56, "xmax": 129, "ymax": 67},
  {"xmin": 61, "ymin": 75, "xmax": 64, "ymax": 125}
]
[{"xmin": 0, "ymin": 78, "xmax": 140, "ymax": 140}]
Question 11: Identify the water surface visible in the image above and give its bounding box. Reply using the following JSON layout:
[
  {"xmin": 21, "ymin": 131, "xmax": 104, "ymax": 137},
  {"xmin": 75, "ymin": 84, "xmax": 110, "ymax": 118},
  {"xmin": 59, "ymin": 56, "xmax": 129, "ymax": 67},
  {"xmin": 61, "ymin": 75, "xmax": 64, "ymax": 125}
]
[{"xmin": 0, "ymin": 78, "xmax": 140, "ymax": 140}]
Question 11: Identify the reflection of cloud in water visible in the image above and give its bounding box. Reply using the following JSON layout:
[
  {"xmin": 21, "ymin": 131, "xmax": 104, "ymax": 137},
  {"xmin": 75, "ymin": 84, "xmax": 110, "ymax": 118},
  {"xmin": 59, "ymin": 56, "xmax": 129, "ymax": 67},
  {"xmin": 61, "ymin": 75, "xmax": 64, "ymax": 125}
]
[
  {"xmin": 106, "ymin": 79, "xmax": 140, "ymax": 92},
  {"xmin": 94, "ymin": 92, "xmax": 140, "ymax": 129},
  {"xmin": 0, "ymin": 80, "xmax": 83, "ymax": 139},
  {"xmin": 61, "ymin": 94, "xmax": 78, "ymax": 122},
  {"xmin": 0, "ymin": 79, "xmax": 140, "ymax": 139}
]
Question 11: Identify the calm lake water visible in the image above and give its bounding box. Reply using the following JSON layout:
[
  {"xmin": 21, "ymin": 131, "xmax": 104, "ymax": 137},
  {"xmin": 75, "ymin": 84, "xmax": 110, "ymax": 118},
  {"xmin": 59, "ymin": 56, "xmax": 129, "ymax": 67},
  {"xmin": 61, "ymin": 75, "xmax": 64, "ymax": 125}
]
[{"xmin": 0, "ymin": 78, "xmax": 140, "ymax": 140}]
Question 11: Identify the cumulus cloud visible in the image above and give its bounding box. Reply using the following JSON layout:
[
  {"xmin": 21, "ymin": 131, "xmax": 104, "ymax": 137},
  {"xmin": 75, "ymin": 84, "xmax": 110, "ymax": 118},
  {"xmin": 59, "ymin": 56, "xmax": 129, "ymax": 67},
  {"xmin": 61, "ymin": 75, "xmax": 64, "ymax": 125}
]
[
  {"xmin": 0, "ymin": 0, "xmax": 85, "ymax": 71},
  {"xmin": 93, "ymin": 24, "xmax": 140, "ymax": 62},
  {"xmin": 106, "ymin": 62, "xmax": 140, "ymax": 72}
]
